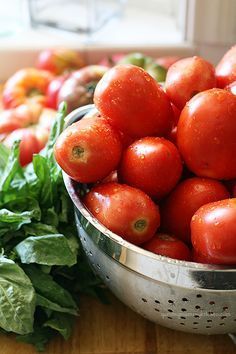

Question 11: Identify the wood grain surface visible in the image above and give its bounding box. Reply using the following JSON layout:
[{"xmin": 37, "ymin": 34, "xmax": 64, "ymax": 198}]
[{"xmin": 0, "ymin": 294, "xmax": 235, "ymax": 354}]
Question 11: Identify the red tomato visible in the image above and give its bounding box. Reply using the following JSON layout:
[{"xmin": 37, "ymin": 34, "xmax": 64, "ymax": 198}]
[
  {"xmin": 166, "ymin": 125, "xmax": 177, "ymax": 145},
  {"xmin": 191, "ymin": 199, "xmax": 236, "ymax": 265},
  {"xmin": 161, "ymin": 177, "xmax": 229, "ymax": 243},
  {"xmin": 155, "ymin": 56, "xmax": 181, "ymax": 70},
  {"xmin": 54, "ymin": 117, "xmax": 122, "ymax": 183},
  {"xmin": 216, "ymin": 45, "xmax": 236, "ymax": 88},
  {"xmin": 177, "ymin": 89, "xmax": 236, "ymax": 180},
  {"xmin": 171, "ymin": 103, "xmax": 181, "ymax": 125},
  {"xmin": 120, "ymin": 137, "xmax": 182, "ymax": 200},
  {"xmin": 94, "ymin": 64, "xmax": 173, "ymax": 139},
  {"xmin": 192, "ymin": 250, "xmax": 211, "ymax": 264},
  {"xmin": 165, "ymin": 56, "xmax": 216, "ymax": 110},
  {"xmin": 2, "ymin": 68, "xmax": 53, "ymax": 109},
  {"xmin": 225, "ymin": 80, "xmax": 236, "ymax": 95},
  {"xmin": 4, "ymin": 128, "xmax": 40, "ymax": 166},
  {"xmin": 36, "ymin": 48, "xmax": 85, "ymax": 75},
  {"xmin": 142, "ymin": 233, "xmax": 191, "ymax": 261},
  {"xmin": 46, "ymin": 74, "xmax": 68, "ymax": 109},
  {"xmin": 84, "ymin": 182, "xmax": 160, "ymax": 245}
]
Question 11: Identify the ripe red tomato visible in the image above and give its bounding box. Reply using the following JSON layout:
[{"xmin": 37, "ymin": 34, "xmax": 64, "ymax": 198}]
[
  {"xmin": 54, "ymin": 117, "xmax": 122, "ymax": 183},
  {"xmin": 94, "ymin": 64, "xmax": 173, "ymax": 138},
  {"xmin": 2, "ymin": 68, "xmax": 53, "ymax": 109},
  {"xmin": 4, "ymin": 128, "xmax": 40, "ymax": 166},
  {"xmin": 165, "ymin": 56, "xmax": 216, "ymax": 110},
  {"xmin": 142, "ymin": 233, "xmax": 191, "ymax": 261},
  {"xmin": 161, "ymin": 177, "xmax": 229, "ymax": 243},
  {"xmin": 84, "ymin": 182, "xmax": 160, "ymax": 245},
  {"xmin": 46, "ymin": 74, "xmax": 68, "ymax": 109},
  {"xmin": 120, "ymin": 137, "xmax": 182, "ymax": 199},
  {"xmin": 177, "ymin": 89, "xmax": 236, "ymax": 179},
  {"xmin": 191, "ymin": 199, "xmax": 236, "ymax": 265},
  {"xmin": 36, "ymin": 48, "xmax": 85, "ymax": 75},
  {"xmin": 216, "ymin": 45, "xmax": 236, "ymax": 88}
]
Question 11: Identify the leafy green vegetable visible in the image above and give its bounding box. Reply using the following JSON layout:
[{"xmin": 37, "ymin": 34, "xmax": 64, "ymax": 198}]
[
  {"xmin": 0, "ymin": 103, "xmax": 104, "ymax": 351},
  {"xmin": 15, "ymin": 234, "xmax": 77, "ymax": 266},
  {"xmin": 0, "ymin": 256, "xmax": 35, "ymax": 334}
]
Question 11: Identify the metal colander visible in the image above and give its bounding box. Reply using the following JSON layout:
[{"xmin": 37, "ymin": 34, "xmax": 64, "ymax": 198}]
[{"xmin": 63, "ymin": 105, "xmax": 236, "ymax": 336}]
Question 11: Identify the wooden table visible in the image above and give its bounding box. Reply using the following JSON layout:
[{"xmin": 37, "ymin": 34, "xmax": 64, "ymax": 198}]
[{"xmin": 0, "ymin": 295, "xmax": 235, "ymax": 354}]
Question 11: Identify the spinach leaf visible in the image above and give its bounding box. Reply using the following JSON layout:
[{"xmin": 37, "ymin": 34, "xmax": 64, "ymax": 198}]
[
  {"xmin": 0, "ymin": 144, "xmax": 9, "ymax": 171},
  {"xmin": 23, "ymin": 223, "xmax": 58, "ymax": 236},
  {"xmin": 15, "ymin": 234, "xmax": 77, "ymax": 266},
  {"xmin": 0, "ymin": 256, "xmax": 35, "ymax": 334}
]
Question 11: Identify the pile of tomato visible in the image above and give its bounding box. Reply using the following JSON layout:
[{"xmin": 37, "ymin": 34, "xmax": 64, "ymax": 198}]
[{"xmin": 54, "ymin": 46, "xmax": 236, "ymax": 266}]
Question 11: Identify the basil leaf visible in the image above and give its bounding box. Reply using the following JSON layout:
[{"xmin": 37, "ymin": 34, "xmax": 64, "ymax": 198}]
[
  {"xmin": 33, "ymin": 155, "xmax": 53, "ymax": 208},
  {"xmin": 36, "ymin": 294, "xmax": 77, "ymax": 315},
  {"xmin": 44, "ymin": 312, "xmax": 74, "ymax": 340},
  {"xmin": 0, "ymin": 144, "xmax": 9, "ymax": 171},
  {"xmin": 0, "ymin": 256, "xmax": 35, "ymax": 334},
  {"xmin": 23, "ymin": 265, "xmax": 78, "ymax": 311},
  {"xmin": 15, "ymin": 234, "xmax": 77, "ymax": 266},
  {"xmin": 23, "ymin": 223, "xmax": 58, "ymax": 236},
  {"xmin": 16, "ymin": 327, "xmax": 54, "ymax": 352}
]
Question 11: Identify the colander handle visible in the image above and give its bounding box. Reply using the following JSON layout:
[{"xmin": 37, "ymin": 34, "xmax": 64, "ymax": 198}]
[{"xmin": 228, "ymin": 333, "xmax": 236, "ymax": 345}]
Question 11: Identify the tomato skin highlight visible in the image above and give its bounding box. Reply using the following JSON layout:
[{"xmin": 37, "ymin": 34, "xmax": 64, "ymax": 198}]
[
  {"xmin": 191, "ymin": 198, "xmax": 236, "ymax": 265},
  {"xmin": 120, "ymin": 137, "xmax": 183, "ymax": 200},
  {"xmin": 216, "ymin": 45, "xmax": 236, "ymax": 88},
  {"xmin": 83, "ymin": 182, "xmax": 160, "ymax": 245},
  {"xmin": 94, "ymin": 64, "xmax": 173, "ymax": 139},
  {"xmin": 142, "ymin": 233, "xmax": 191, "ymax": 261},
  {"xmin": 177, "ymin": 88, "xmax": 236, "ymax": 180},
  {"xmin": 165, "ymin": 56, "xmax": 216, "ymax": 110},
  {"xmin": 161, "ymin": 177, "xmax": 230, "ymax": 244},
  {"xmin": 54, "ymin": 117, "xmax": 122, "ymax": 183}
]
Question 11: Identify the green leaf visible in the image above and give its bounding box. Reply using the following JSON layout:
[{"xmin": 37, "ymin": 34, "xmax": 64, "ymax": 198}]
[
  {"xmin": 0, "ymin": 256, "xmax": 35, "ymax": 334},
  {"xmin": 0, "ymin": 140, "xmax": 23, "ymax": 193},
  {"xmin": 16, "ymin": 327, "xmax": 54, "ymax": 352},
  {"xmin": 3, "ymin": 197, "xmax": 41, "ymax": 221},
  {"xmin": 42, "ymin": 207, "xmax": 59, "ymax": 227},
  {"xmin": 33, "ymin": 155, "xmax": 53, "ymax": 208},
  {"xmin": 42, "ymin": 102, "xmax": 67, "ymax": 183},
  {"xmin": 23, "ymin": 265, "xmax": 78, "ymax": 311},
  {"xmin": 44, "ymin": 312, "xmax": 74, "ymax": 340},
  {"xmin": 15, "ymin": 234, "xmax": 77, "ymax": 266},
  {"xmin": 0, "ymin": 144, "xmax": 9, "ymax": 171},
  {"xmin": 36, "ymin": 294, "xmax": 77, "ymax": 315},
  {"xmin": 23, "ymin": 223, "xmax": 58, "ymax": 236}
]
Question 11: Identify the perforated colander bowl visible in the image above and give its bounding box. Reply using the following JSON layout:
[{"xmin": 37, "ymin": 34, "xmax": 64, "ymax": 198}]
[{"xmin": 63, "ymin": 105, "xmax": 236, "ymax": 336}]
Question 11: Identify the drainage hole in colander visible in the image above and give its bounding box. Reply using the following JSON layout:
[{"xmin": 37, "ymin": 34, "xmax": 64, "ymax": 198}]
[
  {"xmin": 206, "ymin": 326, "xmax": 211, "ymax": 328},
  {"xmin": 96, "ymin": 263, "xmax": 101, "ymax": 269},
  {"xmin": 195, "ymin": 305, "xmax": 201, "ymax": 309},
  {"xmin": 193, "ymin": 322, "xmax": 198, "ymax": 325},
  {"xmin": 168, "ymin": 300, "xmax": 174, "ymax": 304},
  {"xmin": 234, "ymin": 319, "xmax": 236, "ymax": 321},
  {"xmin": 154, "ymin": 308, "xmax": 160, "ymax": 312},
  {"xmin": 209, "ymin": 301, "xmax": 215, "ymax": 305},
  {"xmin": 221, "ymin": 316, "xmax": 227, "ymax": 319},
  {"xmin": 180, "ymin": 323, "xmax": 185, "ymax": 325},
  {"xmin": 182, "ymin": 297, "xmax": 189, "ymax": 302},
  {"xmin": 105, "ymin": 275, "xmax": 110, "ymax": 281},
  {"xmin": 89, "ymin": 251, "xmax": 93, "ymax": 256},
  {"xmin": 180, "ymin": 316, "xmax": 186, "ymax": 320},
  {"xmin": 142, "ymin": 298, "xmax": 147, "ymax": 303},
  {"xmin": 154, "ymin": 300, "xmax": 160, "ymax": 304},
  {"xmin": 223, "ymin": 306, "xmax": 228, "ymax": 311},
  {"xmin": 167, "ymin": 317, "xmax": 172, "ymax": 319},
  {"xmin": 181, "ymin": 308, "xmax": 187, "ymax": 312},
  {"xmin": 83, "ymin": 237, "xmax": 86, "ymax": 243},
  {"xmin": 194, "ymin": 315, "xmax": 200, "ymax": 318},
  {"xmin": 168, "ymin": 309, "xmax": 173, "ymax": 313},
  {"xmin": 208, "ymin": 311, "xmax": 214, "ymax": 315},
  {"xmin": 207, "ymin": 319, "xmax": 212, "ymax": 322},
  {"xmin": 196, "ymin": 294, "xmax": 202, "ymax": 298},
  {"xmin": 219, "ymin": 323, "xmax": 225, "ymax": 326}
]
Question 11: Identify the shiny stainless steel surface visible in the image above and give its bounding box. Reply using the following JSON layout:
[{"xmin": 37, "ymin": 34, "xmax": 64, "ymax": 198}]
[{"xmin": 63, "ymin": 105, "xmax": 236, "ymax": 335}]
